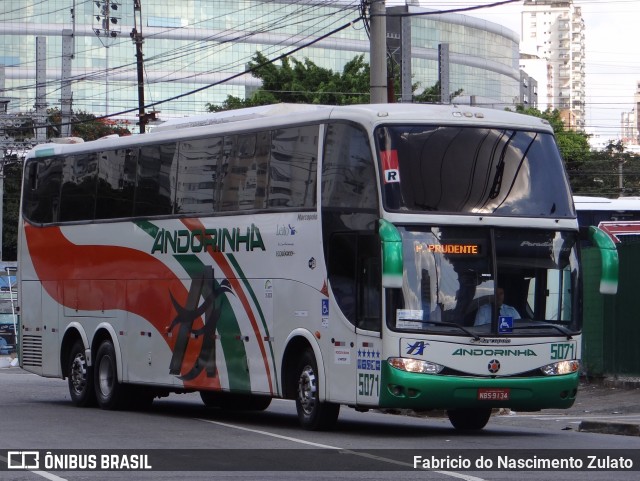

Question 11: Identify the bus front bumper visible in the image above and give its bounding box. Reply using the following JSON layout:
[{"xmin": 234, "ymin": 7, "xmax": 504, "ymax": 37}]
[{"xmin": 378, "ymin": 361, "xmax": 579, "ymax": 411}]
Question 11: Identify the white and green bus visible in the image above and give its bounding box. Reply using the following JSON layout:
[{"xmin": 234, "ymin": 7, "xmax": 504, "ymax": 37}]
[{"xmin": 18, "ymin": 103, "xmax": 616, "ymax": 430}]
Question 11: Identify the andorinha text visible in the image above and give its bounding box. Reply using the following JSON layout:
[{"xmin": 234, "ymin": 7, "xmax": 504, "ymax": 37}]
[{"xmin": 151, "ymin": 224, "xmax": 265, "ymax": 254}]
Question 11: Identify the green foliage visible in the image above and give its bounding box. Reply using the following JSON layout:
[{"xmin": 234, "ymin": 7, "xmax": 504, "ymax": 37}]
[
  {"xmin": 511, "ymin": 106, "xmax": 640, "ymax": 197},
  {"xmin": 207, "ymin": 52, "xmax": 370, "ymax": 112},
  {"xmin": 47, "ymin": 108, "xmax": 131, "ymax": 141},
  {"xmin": 2, "ymin": 163, "xmax": 21, "ymax": 261},
  {"xmin": 413, "ymin": 80, "xmax": 463, "ymax": 104}
]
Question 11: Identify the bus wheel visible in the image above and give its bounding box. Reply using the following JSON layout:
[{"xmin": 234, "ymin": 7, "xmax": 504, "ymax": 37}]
[
  {"xmin": 67, "ymin": 340, "xmax": 96, "ymax": 407},
  {"xmin": 295, "ymin": 349, "xmax": 340, "ymax": 430},
  {"xmin": 94, "ymin": 340, "xmax": 127, "ymax": 410},
  {"xmin": 447, "ymin": 408, "xmax": 492, "ymax": 430}
]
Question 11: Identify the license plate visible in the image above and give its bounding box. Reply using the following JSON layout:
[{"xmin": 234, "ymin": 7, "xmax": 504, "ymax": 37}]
[{"xmin": 477, "ymin": 388, "xmax": 510, "ymax": 401}]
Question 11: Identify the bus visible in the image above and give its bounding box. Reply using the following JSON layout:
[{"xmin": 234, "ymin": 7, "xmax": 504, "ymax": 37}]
[
  {"xmin": 18, "ymin": 103, "xmax": 617, "ymax": 431},
  {"xmin": 574, "ymin": 195, "xmax": 640, "ymax": 243}
]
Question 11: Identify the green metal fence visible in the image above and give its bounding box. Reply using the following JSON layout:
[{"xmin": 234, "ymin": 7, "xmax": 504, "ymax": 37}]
[{"xmin": 582, "ymin": 243, "xmax": 640, "ymax": 377}]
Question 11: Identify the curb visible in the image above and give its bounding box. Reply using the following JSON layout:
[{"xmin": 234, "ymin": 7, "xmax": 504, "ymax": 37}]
[
  {"xmin": 582, "ymin": 375, "xmax": 640, "ymax": 390},
  {"xmin": 578, "ymin": 420, "xmax": 640, "ymax": 437}
]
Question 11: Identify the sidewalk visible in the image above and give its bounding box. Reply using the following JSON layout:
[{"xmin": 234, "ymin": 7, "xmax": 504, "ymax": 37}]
[
  {"xmin": 543, "ymin": 376, "xmax": 640, "ymax": 436},
  {"xmin": 510, "ymin": 378, "xmax": 640, "ymax": 436}
]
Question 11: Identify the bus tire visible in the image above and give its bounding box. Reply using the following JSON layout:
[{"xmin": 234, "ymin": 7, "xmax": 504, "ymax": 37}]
[
  {"xmin": 447, "ymin": 407, "xmax": 492, "ymax": 430},
  {"xmin": 94, "ymin": 340, "xmax": 127, "ymax": 410},
  {"xmin": 67, "ymin": 340, "xmax": 96, "ymax": 407},
  {"xmin": 295, "ymin": 349, "xmax": 340, "ymax": 431}
]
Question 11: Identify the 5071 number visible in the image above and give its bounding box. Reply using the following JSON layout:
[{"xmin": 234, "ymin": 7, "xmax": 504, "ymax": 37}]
[
  {"xmin": 358, "ymin": 373, "xmax": 379, "ymax": 397},
  {"xmin": 550, "ymin": 343, "xmax": 575, "ymax": 360}
]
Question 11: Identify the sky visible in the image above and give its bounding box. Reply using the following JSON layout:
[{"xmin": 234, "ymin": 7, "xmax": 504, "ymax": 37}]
[{"xmin": 394, "ymin": 1, "xmax": 640, "ymax": 144}]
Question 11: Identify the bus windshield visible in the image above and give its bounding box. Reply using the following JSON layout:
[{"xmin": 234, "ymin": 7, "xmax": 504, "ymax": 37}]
[
  {"xmin": 389, "ymin": 226, "xmax": 580, "ymax": 335},
  {"xmin": 376, "ymin": 125, "xmax": 574, "ymax": 217}
]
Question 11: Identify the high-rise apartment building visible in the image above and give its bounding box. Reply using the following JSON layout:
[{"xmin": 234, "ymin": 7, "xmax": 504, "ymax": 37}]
[
  {"xmin": 621, "ymin": 82, "xmax": 640, "ymax": 145},
  {"xmin": 521, "ymin": 0, "xmax": 585, "ymax": 130}
]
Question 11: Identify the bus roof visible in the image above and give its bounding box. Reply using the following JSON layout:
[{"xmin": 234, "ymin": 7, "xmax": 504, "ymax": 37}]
[
  {"xmin": 26, "ymin": 103, "xmax": 556, "ymax": 158},
  {"xmin": 573, "ymin": 196, "xmax": 640, "ymax": 211}
]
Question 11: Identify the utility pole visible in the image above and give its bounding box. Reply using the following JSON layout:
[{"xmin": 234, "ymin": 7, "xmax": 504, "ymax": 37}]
[
  {"xmin": 438, "ymin": 44, "xmax": 450, "ymax": 104},
  {"xmin": 60, "ymin": 30, "xmax": 74, "ymax": 137},
  {"xmin": 132, "ymin": 0, "xmax": 146, "ymax": 134},
  {"xmin": 369, "ymin": 0, "xmax": 387, "ymax": 104},
  {"xmin": 93, "ymin": 1, "xmax": 122, "ymax": 116},
  {"xmin": 35, "ymin": 37, "xmax": 48, "ymax": 142}
]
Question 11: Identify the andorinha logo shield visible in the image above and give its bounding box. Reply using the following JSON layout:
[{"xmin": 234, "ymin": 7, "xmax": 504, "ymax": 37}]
[{"xmin": 487, "ymin": 359, "xmax": 501, "ymax": 374}]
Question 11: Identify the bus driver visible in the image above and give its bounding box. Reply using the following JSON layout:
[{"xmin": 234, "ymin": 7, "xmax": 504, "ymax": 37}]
[{"xmin": 474, "ymin": 287, "xmax": 520, "ymax": 326}]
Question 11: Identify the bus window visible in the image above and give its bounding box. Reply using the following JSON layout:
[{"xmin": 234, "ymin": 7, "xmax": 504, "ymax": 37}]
[
  {"xmin": 134, "ymin": 143, "xmax": 176, "ymax": 216},
  {"xmin": 96, "ymin": 148, "xmax": 136, "ymax": 219},
  {"xmin": 389, "ymin": 226, "xmax": 580, "ymax": 333},
  {"xmin": 23, "ymin": 157, "xmax": 63, "ymax": 224},
  {"xmin": 327, "ymin": 232, "xmax": 381, "ymax": 331},
  {"xmin": 59, "ymin": 153, "xmax": 98, "ymax": 222},
  {"xmin": 269, "ymin": 126, "xmax": 318, "ymax": 208},
  {"xmin": 376, "ymin": 125, "xmax": 574, "ymax": 218},
  {"xmin": 175, "ymin": 137, "xmax": 222, "ymax": 215}
]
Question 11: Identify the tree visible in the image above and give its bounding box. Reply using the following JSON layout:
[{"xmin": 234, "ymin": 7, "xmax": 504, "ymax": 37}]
[
  {"xmin": 2, "ymin": 162, "xmax": 21, "ymax": 261},
  {"xmin": 513, "ymin": 106, "xmax": 597, "ymax": 195},
  {"xmin": 47, "ymin": 109, "xmax": 131, "ymax": 141},
  {"xmin": 413, "ymin": 80, "xmax": 463, "ymax": 104},
  {"xmin": 207, "ymin": 52, "xmax": 465, "ymax": 112},
  {"xmin": 207, "ymin": 52, "xmax": 370, "ymax": 112},
  {"xmin": 584, "ymin": 140, "xmax": 640, "ymax": 197}
]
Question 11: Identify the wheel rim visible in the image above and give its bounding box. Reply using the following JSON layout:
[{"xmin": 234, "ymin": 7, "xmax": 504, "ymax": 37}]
[
  {"xmin": 97, "ymin": 354, "xmax": 114, "ymax": 397},
  {"xmin": 298, "ymin": 365, "xmax": 317, "ymax": 415},
  {"xmin": 70, "ymin": 352, "xmax": 88, "ymax": 395}
]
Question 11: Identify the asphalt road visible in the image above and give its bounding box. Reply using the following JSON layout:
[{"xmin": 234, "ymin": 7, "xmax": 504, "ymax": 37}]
[{"xmin": 1, "ymin": 365, "xmax": 639, "ymax": 481}]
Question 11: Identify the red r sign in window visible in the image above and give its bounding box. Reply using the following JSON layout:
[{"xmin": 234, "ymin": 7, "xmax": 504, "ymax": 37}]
[{"xmin": 380, "ymin": 150, "xmax": 400, "ymax": 184}]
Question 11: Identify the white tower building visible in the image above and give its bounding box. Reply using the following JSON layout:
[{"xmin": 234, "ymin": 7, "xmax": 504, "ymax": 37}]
[{"xmin": 521, "ymin": 0, "xmax": 585, "ymax": 130}]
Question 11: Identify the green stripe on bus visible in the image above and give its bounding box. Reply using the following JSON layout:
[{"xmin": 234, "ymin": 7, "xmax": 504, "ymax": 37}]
[
  {"xmin": 227, "ymin": 253, "xmax": 279, "ymax": 393},
  {"xmin": 177, "ymin": 254, "xmax": 251, "ymax": 392},
  {"xmin": 135, "ymin": 220, "xmax": 160, "ymax": 238},
  {"xmin": 135, "ymin": 220, "xmax": 251, "ymax": 392}
]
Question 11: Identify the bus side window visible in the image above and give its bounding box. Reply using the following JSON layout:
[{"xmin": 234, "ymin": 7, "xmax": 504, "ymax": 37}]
[
  {"xmin": 174, "ymin": 137, "xmax": 221, "ymax": 215},
  {"xmin": 96, "ymin": 148, "xmax": 136, "ymax": 219},
  {"xmin": 59, "ymin": 153, "xmax": 98, "ymax": 222},
  {"xmin": 357, "ymin": 234, "xmax": 382, "ymax": 331},
  {"xmin": 322, "ymin": 121, "xmax": 381, "ymax": 331},
  {"xmin": 327, "ymin": 233, "xmax": 358, "ymax": 324},
  {"xmin": 327, "ymin": 232, "xmax": 381, "ymax": 331},
  {"xmin": 23, "ymin": 158, "xmax": 63, "ymax": 224},
  {"xmin": 135, "ymin": 143, "xmax": 176, "ymax": 216}
]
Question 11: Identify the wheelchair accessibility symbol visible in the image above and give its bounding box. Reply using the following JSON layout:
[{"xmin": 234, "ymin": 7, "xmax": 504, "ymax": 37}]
[
  {"xmin": 322, "ymin": 299, "xmax": 329, "ymax": 316},
  {"xmin": 498, "ymin": 316, "xmax": 513, "ymax": 334}
]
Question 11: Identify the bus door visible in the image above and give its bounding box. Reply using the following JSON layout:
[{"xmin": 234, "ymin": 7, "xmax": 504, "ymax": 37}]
[
  {"xmin": 354, "ymin": 233, "xmax": 383, "ymax": 407},
  {"xmin": 326, "ymin": 231, "xmax": 382, "ymax": 405},
  {"xmin": 321, "ymin": 121, "xmax": 381, "ymax": 404}
]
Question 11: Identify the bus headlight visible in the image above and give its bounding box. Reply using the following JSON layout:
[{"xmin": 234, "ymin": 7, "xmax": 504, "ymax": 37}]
[
  {"xmin": 388, "ymin": 357, "xmax": 444, "ymax": 374},
  {"xmin": 541, "ymin": 360, "xmax": 580, "ymax": 376}
]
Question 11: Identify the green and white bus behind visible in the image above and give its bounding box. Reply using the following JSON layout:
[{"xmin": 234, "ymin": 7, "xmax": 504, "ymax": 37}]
[{"xmin": 17, "ymin": 103, "xmax": 616, "ymax": 431}]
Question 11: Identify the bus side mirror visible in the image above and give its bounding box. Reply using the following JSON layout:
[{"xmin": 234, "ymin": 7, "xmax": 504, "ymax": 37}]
[
  {"xmin": 586, "ymin": 226, "xmax": 619, "ymax": 295},
  {"xmin": 378, "ymin": 220, "xmax": 403, "ymax": 288}
]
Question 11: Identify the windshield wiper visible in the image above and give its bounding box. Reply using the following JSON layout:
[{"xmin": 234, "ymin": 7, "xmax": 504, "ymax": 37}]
[
  {"xmin": 512, "ymin": 323, "xmax": 573, "ymax": 340},
  {"xmin": 420, "ymin": 320, "xmax": 480, "ymax": 341}
]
